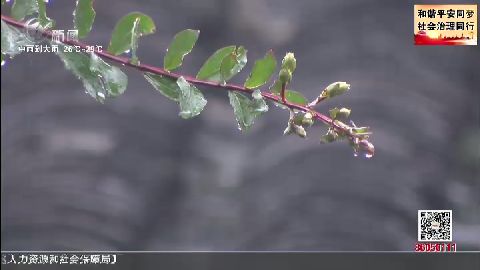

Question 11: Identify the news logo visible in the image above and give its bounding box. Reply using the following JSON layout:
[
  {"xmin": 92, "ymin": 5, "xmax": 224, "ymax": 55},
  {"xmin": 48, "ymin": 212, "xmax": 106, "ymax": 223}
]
[{"xmin": 414, "ymin": 4, "xmax": 477, "ymax": 45}]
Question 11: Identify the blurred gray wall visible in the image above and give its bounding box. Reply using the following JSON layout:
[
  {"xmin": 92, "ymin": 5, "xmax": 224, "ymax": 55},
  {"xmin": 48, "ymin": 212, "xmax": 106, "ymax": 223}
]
[{"xmin": 1, "ymin": 0, "xmax": 479, "ymax": 251}]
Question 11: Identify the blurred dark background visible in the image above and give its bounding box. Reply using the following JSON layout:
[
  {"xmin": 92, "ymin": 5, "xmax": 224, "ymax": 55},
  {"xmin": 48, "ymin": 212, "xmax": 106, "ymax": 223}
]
[{"xmin": 1, "ymin": 0, "xmax": 479, "ymax": 251}]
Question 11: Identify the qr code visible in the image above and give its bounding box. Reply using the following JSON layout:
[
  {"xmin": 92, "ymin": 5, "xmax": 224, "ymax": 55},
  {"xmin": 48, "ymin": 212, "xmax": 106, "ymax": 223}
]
[{"xmin": 418, "ymin": 210, "xmax": 452, "ymax": 242}]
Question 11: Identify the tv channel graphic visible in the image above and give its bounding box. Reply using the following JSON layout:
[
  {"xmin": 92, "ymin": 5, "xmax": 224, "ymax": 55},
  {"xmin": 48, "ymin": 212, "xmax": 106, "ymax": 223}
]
[{"xmin": 414, "ymin": 4, "xmax": 477, "ymax": 46}]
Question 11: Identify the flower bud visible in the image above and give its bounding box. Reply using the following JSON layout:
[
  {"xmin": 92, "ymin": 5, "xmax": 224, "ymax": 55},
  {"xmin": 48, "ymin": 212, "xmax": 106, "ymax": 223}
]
[
  {"xmin": 301, "ymin": 112, "xmax": 314, "ymax": 127},
  {"xmin": 292, "ymin": 112, "xmax": 313, "ymax": 127},
  {"xmin": 281, "ymin": 52, "xmax": 296, "ymax": 73},
  {"xmin": 294, "ymin": 124, "xmax": 307, "ymax": 138},
  {"xmin": 321, "ymin": 82, "xmax": 350, "ymax": 98},
  {"xmin": 302, "ymin": 118, "xmax": 314, "ymax": 127},
  {"xmin": 293, "ymin": 114, "xmax": 304, "ymax": 126},
  {"xmin": 328, "ymin": 107, "xmax": 351, "ymax": 120},
  {"xmin": 359, "ymin": 139, "xmax": 375, "ymax": 158},
  {"xmin": 278, "ymin": 68, "xmax": 292, "ymax": 84},
  {"xmin": 338, "ymin": 108, "xmax": 351, "ymax": 118},
  {"xmin": 320, "ymin": 130, "xmax": 338, "ymax": 143}
]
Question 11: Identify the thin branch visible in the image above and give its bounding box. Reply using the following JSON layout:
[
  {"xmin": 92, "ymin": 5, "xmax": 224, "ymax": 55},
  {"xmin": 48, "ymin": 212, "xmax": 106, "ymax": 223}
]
[{"xmin": 1, "ymin": 14, "xmax": 364, "ymax": 140}]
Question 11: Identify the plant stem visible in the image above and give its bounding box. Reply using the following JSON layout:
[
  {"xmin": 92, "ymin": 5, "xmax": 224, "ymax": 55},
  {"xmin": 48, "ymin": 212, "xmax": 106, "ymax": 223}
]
[
  {"xmin": 1, "ymin": 14, "xmax": 365, "ymax": 140},
  {"xmin": 281, "ymin": 82, "xmax": 287, "ymax": 103},
  {"xmin": 307, "ymin": 96, "xmax": 327, "ymax": 108}
]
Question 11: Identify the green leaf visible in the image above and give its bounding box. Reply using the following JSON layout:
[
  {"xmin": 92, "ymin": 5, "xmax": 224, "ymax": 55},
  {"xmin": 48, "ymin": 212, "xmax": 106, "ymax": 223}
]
[
  {"xmin": 129, "ymin": 17, "xmax": 141, "ymax": 64},
  {"xmin": 37, "ymin": 0, "xmax": 54, "ymax": 28},
  {"xmin": 244, "ymin": 49, "xmax": 277, "ymax": 89},
  {"xmin": 228, "ymin": 90, "xmax": 268, "ymax": 131},
  {"xmin": 143, "ymin": 73, "xmax": 180, "ymax": 101},
  {"xmin": 176, "ymin": 76, "xmax": 207, "ymax": 119},
  {"xmin": 11, "ymin": 0, "xmax": 38, "ymax": 21},
  {"xmin": 284, "ymin": 90, "xmax": 307, "ymax": 105},
  {"xmin": 73, "ymin": 0, "xmax": 96, "ymax": 39},
  {"xmin": 56, "ymin": 44, "xmax": 128, "ymax": 103},
  {"xmin": 269, "ymin": 80, "xmax": 307, "ymax": 105},
  {"xmin": 352, "ymin": 126, "xmax": 371, "ymax": 136},
  {"xmin": 12, "ymin": 0, "xmax": 54, "ymax": 28},
  {"xmin": 220, "ymin": 46, "xmax": 247, "ymax": 83},
  {"xmin": 196, "ymin": 45, "xmax": 235, "ymax": 81},
  {"xmin": 108, "ymin": 12, "xmax": 156, "ymax": 56},
  {"xmin": 269, "ymin": 80, "xmax": 282, "ymax": 94},
  {"xmin": 1, "ymin": 20, "xmax": 34, "ymax": 57},
  {"xmin": 144, "ymin": 74, "xmax": 207, "ymax": 118},
  {"xmin": 164, "ymin": 29, "xmax": 199, "ymax": 71}
]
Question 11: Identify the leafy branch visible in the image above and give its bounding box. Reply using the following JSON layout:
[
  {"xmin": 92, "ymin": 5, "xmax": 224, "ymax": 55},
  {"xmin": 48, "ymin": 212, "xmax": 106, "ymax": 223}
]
[{"xmin": 1, "ymin": 0, "xmax": 374, "ymax": 158}]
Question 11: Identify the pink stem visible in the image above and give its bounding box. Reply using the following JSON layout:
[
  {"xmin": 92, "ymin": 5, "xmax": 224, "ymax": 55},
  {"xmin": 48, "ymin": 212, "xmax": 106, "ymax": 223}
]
[{"xmin": 1, "ymin": 14, "xmax": 365, "ymax": 140}]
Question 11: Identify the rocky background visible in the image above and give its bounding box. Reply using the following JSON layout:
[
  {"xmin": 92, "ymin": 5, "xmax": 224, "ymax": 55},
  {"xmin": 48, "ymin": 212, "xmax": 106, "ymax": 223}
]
[{"xmin": 2, "ymin": 0, "xmax": 479, "ymax": 251}]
